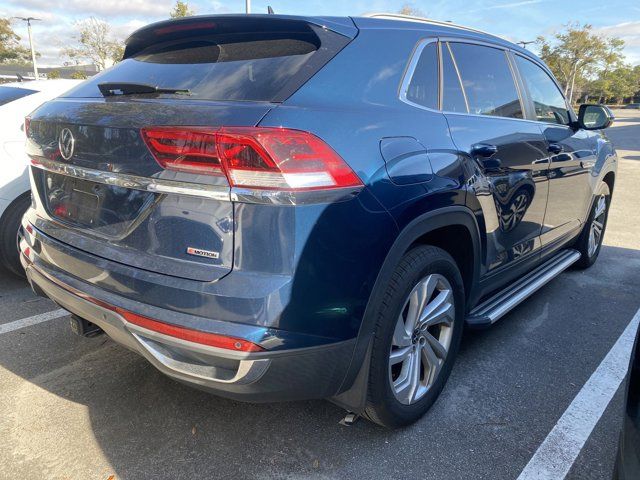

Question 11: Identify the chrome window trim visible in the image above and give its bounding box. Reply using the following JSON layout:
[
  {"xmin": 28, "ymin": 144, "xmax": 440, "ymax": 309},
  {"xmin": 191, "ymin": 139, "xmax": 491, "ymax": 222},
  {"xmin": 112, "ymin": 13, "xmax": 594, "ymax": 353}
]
[
  {"xmin": 30, "ymin": 157, "xmax": 363, "ymax": 206},
  {"xmin": 445, "ymin": 40, "xmax": 526, "ymax": 119},
  {"xmin": 399, "ymin": 35, "xmax": 535, "ymax": 123},
  {"xmin": 443, "ymin": 41, "xmax": 470, "ymax": 113},
  {"xmin": 511, "ymin": 52, "xmax": 575, "ymax": 126},
  {"xmin": 398, "ymin": 37, "xmax": 440, "ymax": 112}
]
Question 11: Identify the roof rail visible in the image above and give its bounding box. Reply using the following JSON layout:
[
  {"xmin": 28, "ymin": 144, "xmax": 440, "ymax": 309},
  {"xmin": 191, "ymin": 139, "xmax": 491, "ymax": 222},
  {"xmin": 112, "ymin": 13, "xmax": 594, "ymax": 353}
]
[{"xmin": 362, "ymin": 13, "xmax": 506, "ymax": 41}]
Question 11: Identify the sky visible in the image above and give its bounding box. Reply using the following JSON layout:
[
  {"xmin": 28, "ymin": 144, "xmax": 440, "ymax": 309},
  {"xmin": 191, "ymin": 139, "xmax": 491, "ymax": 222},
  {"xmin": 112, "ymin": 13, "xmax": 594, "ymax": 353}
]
[{"xmin": 1, "ymin": 0, "xmax": 639, "ymax": 67}]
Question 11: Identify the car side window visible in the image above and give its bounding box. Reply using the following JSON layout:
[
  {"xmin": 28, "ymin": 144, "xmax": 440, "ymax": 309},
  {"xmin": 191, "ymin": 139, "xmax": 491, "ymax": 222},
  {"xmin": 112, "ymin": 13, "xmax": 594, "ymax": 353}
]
[
  {"xmin": 448, "ymin": 42, "xmax": 524, "ymax": 119},
  {"xmin": 405, "ymin": 42, "xmax": 439, "ymax": 110},
  {"xmin": 515, "ymin": 55, "xmax": 570, "ymax": 125},
  {"xmin": 442, "ymin": 43, "xmax": 468, "ymax": 113}
]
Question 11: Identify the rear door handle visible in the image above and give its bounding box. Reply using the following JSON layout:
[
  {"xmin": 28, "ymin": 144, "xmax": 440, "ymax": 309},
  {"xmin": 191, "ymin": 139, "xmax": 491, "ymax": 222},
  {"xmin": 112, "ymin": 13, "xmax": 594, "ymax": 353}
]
[
  {"xmin": 548, "ymin": 143, "xmax": 563, "ymax": 154},
  {"xmin": 471, "ymin": 143, "xmax": 498, "ymax": 158}
]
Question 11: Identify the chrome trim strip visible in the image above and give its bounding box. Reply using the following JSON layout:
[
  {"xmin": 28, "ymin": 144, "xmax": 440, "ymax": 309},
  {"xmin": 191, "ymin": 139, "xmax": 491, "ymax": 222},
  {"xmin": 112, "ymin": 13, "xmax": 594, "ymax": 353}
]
[
  {"xmin": 398, "ymin": 38, "xmax": 439, "ymax": 112},
  {"xmin": 31, "ymin": 157, "xmax": 362, "ymax": 205},
  {"xmin": 31, "ymin": 157, "xmax": 231, "ymax": 201},
  {"xmin": 132, "ymin": 332, "xmax": 271, "ymax": 385},
  {"xmin": 230, "ymin": 186, "xmax": 363, "ymax": 206},
  {"xmin": 398, "ymin": 35, "xmax": 571, "ymax": 127},
  {"xmin": 467, "ymin": 249, "xmax": 581, "ymax": 325}
]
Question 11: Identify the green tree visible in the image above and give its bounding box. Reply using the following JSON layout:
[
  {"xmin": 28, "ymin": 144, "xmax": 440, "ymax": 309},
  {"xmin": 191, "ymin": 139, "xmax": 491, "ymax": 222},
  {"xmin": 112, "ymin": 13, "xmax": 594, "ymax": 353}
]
[
  {"xmin": 170, "ymin": 1, "xmax": 194, "ymax": 18},
  {"xmin": 47, "ymin": 70, "xmax": 61, "ymax": 79},
  {"xmin": 63, "ymin": 17, "xmax": 124, "ymax": 71},
  {"xmin": 537, "ymin": 23, "xmax": 622, "ymax": 104},
  {"xmin": 609, "ymin": 66, "xmax": 638, "ymax": 103},
  {"xmin": 70, "ymin": 70, "xmax": 87, "ymax": 80},
  {"xmin": 0, "ymin": 18, "xmax": 31, "ymax": 63},
  {"xmin": 111, "ymin": 44, "xmax": 125, "ymax": 64}
]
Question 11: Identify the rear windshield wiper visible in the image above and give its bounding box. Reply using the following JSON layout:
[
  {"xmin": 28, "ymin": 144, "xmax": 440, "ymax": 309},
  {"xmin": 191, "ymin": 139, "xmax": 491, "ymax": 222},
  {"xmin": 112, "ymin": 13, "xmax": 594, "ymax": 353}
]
[{"xmin": 97, "ymin": 82, "xmax": 190, "ymax": 97}]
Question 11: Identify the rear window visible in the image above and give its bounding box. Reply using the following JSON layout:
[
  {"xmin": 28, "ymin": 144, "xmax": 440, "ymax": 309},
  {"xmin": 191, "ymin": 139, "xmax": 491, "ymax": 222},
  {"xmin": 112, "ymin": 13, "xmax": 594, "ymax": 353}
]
[
  {"xmin": 66, "ymin": 23, "xmax": 349, "ymax": 102},
  {"xmin": 0, "ymin": 86, "xmax": 38, "ymax": 106},
  {"xmin": 404, "ymin": 41, "xmax": 439, "ymax": 109},
  {"xmin": 448, "ymin": 43, "xmax": 523, "ymax": 119},
  {"xmin": 441, "ymin": 43, "xmax": 467, "ymax": 113}
]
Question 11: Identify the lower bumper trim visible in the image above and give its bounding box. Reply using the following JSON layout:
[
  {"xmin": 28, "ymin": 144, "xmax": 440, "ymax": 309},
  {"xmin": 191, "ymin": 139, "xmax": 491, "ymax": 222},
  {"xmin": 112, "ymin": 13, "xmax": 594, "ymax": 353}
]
[{"xmin": 24, "ymin": 263, "xmax": 355, "ymax": 402}]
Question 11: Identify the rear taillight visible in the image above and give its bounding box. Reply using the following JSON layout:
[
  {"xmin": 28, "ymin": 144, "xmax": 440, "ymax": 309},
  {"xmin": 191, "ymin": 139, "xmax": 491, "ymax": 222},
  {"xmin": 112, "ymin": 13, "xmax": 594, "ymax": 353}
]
[
  {"xmin": 141, "ymin": 128, "xmax": 223, "ymax": 176},
  {"xmin": 141, "ymin": 127, "xmax": 362, "ymax": 191}
]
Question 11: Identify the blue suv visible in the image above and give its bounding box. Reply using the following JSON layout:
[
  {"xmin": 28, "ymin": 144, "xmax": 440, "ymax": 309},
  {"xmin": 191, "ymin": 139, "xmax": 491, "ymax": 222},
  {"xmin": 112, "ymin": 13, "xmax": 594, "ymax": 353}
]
[{"xmin": 20, "ymin": 14, "xmax": 616, "ymax": 427}]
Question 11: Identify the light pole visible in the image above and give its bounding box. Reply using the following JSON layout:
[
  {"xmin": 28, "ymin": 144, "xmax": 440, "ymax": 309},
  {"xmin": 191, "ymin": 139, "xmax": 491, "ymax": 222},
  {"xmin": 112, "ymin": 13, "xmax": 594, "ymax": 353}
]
[
  {"xmin": 245, "ymin": 0, "xmax": 251, "ymax": 13},
  {"xmin": 11, "ymin": 17, "xmax": 41, "ymax": 80}
]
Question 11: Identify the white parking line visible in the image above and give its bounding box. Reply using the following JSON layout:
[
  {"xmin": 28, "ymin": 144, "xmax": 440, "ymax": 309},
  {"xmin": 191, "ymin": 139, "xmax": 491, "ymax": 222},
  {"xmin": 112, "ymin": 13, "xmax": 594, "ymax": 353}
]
[
  {"xmin": 517, "ymin": 307, "xmax": 640, "ymax": 480},
  {"xmin": 0, "ymin": 309, "xmax": 69, "ymax": 335}
]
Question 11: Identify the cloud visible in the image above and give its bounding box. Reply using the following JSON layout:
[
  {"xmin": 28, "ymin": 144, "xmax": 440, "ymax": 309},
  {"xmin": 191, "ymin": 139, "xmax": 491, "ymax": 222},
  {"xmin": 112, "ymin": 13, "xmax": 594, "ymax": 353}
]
[
  {"xmin": 6, "ymin": 0, "xmax": 173, "ymax": 18},
  {"xmin": 1, "ymin": 0, "xmax": 232, "ymax": 66},
  {"xmin": 485, "ymin": 0, "xmax": 545, "ymax": 9},
  {"xmin": 467, "ymin": 0, "xmax": 546, "ymax": 13},
  {"xmin": 595, "ymin": 21, "xmax": 640, "ymax": 65}
]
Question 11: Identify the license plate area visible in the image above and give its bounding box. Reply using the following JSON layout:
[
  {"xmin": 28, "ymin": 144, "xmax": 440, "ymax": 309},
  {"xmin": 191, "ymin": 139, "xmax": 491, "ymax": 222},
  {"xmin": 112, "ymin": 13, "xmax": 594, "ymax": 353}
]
[
  {"xmin": 48, "ymin": 177, "xmax": 102, "ymax": 227},
  {"xmin": 37, "ymin": 171, "xmax": 156, "ymax": 237}
]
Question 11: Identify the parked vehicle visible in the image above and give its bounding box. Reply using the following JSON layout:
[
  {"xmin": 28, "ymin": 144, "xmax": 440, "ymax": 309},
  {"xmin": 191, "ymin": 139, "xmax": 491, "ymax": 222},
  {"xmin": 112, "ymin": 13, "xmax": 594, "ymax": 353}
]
[
  {"xmin": 0, "ymin": 79, "xmax": 81, "ymax": 276},
  {"xmin": 614, "ymin": 321, "xmax": 640, "ymax": 479},
  {"xmin": 20, "ymin": 14, "xmax": 617, "ymax": 428},
  {"xmin": 623, "ymin": 103, "xmax": 640, "ymax": 109}
]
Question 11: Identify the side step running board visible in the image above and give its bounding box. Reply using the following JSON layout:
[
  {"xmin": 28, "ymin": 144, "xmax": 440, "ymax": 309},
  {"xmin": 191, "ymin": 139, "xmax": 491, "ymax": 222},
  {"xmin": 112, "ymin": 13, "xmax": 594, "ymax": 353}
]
[{"xmin": 466, "ymin": 249, "xmax": 581, "ymax": 327}]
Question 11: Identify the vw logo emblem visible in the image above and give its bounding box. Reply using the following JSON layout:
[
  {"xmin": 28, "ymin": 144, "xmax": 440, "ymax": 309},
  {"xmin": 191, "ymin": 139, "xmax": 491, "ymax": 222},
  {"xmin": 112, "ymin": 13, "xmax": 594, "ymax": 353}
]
[{"xmin": 58, "ymin": 128, "xmax": 75, "ymax": 160}]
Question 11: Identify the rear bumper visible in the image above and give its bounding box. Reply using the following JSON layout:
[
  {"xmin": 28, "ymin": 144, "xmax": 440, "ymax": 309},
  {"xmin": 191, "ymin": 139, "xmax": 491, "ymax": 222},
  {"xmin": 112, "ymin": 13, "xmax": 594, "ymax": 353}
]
[{"xmin": 21, "ymin": 243, "xmax": 355, "ymax": 403}]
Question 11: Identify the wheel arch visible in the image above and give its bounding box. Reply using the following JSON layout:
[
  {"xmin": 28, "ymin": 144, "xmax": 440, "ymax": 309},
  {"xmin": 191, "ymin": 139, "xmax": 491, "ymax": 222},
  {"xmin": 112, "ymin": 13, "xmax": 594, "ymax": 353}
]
[
  {"xmin": 331, "ymin": 206, "xmax": 482, "ymax": 412},
  {"xmin": 0, "ymin": 190, "xmax": 31, "ymax": 224},
  {"xmin": 603, "ymin": 170, "xmax": 615, "ymax": 194}
]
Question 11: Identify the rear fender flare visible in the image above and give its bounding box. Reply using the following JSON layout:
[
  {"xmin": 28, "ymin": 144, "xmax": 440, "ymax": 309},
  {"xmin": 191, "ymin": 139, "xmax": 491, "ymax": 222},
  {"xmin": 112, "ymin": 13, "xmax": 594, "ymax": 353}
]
[{"xmin": 331, "ymin": 206, "xmax": 481, "ymax": 411}]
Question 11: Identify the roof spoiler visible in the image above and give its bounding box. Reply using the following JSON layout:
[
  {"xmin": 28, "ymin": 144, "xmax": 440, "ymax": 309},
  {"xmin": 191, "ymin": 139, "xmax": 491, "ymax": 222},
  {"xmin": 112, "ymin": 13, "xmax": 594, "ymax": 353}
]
[{"xmin": 124, "ymin": 15, "xmax": 358, "ymax": 59}]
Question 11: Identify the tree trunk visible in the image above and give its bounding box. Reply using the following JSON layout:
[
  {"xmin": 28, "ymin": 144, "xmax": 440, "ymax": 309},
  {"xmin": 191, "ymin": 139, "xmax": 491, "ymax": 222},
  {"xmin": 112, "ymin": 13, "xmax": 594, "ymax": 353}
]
[{"xmin": 568, "ymin": 74, "xmax": 576, "ymax": 104}]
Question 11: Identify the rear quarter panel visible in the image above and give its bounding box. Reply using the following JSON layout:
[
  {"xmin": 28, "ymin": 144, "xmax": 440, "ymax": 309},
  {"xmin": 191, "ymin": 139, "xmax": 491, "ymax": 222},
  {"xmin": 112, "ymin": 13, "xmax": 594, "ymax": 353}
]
[{"xmin": 255, "ymin": 28, "xmax": 472, "ymax": 339}]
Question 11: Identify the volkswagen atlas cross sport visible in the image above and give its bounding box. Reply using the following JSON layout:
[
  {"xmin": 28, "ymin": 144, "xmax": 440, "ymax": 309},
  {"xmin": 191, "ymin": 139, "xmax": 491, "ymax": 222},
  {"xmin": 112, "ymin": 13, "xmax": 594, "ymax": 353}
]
[{"xmin": 20, "ymin": 13, "xmax": 616, "ymax": 428}]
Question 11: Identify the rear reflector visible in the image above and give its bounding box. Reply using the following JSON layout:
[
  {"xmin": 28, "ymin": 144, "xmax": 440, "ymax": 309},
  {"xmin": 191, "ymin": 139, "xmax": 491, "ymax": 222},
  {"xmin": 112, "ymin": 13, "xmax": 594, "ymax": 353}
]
[
  {"xmin": 141, "ymin": 126, "xmax": 362, "ymax": 191},
  {"xmin": 23, "ymin": 261, "xmax": 264, "ymax": 352},
  {"xmin": 118, "ymin": 309, "xmax": 264, "ymax": 352}
]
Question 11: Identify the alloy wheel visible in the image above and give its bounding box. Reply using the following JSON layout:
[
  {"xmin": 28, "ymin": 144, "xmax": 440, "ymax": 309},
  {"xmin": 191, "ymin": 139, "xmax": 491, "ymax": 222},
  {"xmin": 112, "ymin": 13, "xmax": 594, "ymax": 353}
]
[
  {"xmin": 389, "ymin": 273, "xmax": 455, "ymax": 405},
  {"xmin": 588, "ymin": 195, "xmax": 607, "ymax": 257}
]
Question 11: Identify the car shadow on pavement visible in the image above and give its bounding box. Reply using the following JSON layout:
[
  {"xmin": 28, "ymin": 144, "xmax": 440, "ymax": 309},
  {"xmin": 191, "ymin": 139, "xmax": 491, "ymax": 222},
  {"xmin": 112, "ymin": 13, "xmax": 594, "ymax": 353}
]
[{"xmin": 1, "ymin": 243, "xmax": 639, "ymax": 479}]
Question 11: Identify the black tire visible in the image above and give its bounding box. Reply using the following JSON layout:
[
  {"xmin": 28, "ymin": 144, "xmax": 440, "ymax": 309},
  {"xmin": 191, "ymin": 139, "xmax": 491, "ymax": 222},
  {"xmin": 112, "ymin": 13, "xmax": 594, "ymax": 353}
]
[
  {"xmin": 573, "ymin": 182, "xmax": 611, "ymax": 269},
  {"xmin": 0, "ymin": 193, "xmax": 30, "ymax": 278},
  {"xmin": 363, "ymin": 245, "xmax": 465, "ymax": 428}
]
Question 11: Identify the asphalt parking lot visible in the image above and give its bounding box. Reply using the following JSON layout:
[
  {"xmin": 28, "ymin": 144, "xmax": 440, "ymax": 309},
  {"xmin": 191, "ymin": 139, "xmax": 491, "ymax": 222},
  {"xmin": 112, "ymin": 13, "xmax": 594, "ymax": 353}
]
[{"xmin": 1, "ymin": 110, "xmax": 639, "ymax": 480}]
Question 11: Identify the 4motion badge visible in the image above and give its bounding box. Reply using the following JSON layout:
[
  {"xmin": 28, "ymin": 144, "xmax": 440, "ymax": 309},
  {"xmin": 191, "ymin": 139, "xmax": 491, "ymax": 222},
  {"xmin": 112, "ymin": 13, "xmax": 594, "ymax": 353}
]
[{"xmin": 186, "ymin": 247, "xmax": 220, "ymax": 259}]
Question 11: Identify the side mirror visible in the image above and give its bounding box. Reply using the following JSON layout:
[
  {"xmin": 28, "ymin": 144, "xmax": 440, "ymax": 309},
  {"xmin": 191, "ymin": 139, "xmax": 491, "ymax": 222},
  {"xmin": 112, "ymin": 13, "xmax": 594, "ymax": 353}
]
[{"xmin": 578, "ymin": 104, "xmax": 614, "ymax": 130}]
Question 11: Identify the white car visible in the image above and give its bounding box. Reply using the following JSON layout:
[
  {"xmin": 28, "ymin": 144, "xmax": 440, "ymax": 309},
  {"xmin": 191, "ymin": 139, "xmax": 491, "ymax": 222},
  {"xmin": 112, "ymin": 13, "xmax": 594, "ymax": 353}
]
[{"xmin": 0, "ymin": 79, "xmax": 81, "ymax": 276}]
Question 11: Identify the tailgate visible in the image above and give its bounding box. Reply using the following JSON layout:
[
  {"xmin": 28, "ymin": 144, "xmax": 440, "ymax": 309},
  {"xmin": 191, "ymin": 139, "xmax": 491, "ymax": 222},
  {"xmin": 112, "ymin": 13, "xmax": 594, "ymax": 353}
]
[{"xmin": 27, "ymin": 99, "xmax": 272, "ymax": 282}]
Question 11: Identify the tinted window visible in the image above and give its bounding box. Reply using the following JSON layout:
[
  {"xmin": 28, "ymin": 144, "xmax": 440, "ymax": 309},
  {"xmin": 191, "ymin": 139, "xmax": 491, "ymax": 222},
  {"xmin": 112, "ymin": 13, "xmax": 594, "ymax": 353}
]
[
  {"xmin": 405, "ymin": 42, "xmax": 438, "ymax": 109},
  {"xmin": 515, "ymin": 55, "xmax": 570, "ymax": 125},
  {"xmin": 442, "ymin": 43, "xmax": 467, "ymax": 113},
  {"xmin": 449, "ymin": 43, "xmax": 523, "ymax": 119},
  {"xmin": 0, "ymin": 86, "xmax": 38, "ymax": 106},
  {"xmin": 67, "ymin": 27, "xmax": 342, "ymax": 102}
]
